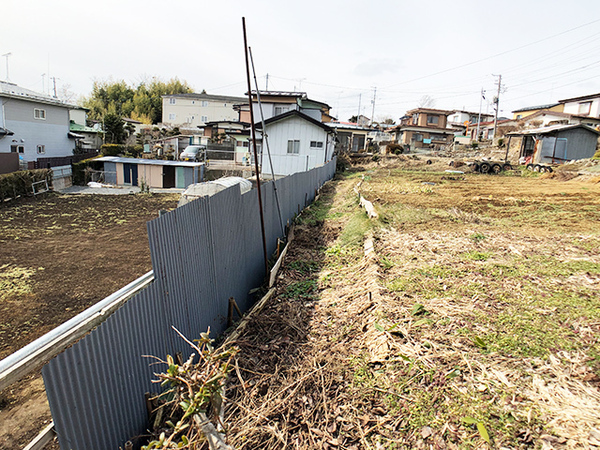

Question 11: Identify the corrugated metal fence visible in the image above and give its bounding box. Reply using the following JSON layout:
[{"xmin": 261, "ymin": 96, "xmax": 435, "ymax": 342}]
[{"xmin": 42, "ymin": 159, "xmax": 336, "ymax": 450}]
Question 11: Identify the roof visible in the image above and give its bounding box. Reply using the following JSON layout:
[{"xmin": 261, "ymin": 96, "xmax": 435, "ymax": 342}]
[
  {"xmin": 406, "ymin": 108, "xmax": 453, "ymax": 115},
  {"xmin": 162, "ymin": 92, "xmax": 246, "ymax": 103},
  {"xmin": 558, "ymin": 92, "xmax": 600, "ymax": 104},
  {"xmin": 506, "ymin": 123, "xmax": 600, "ymax": 136},
  {"xmin": 70, "ymin": 122, "xmax": 100, "ymax": 133},
  {"xmin": 256, "ymin": 110, "xmax": 334, "ymax": 133},
  {"xmin": 512, "ymin": 103, "xmax": 560, "ymax": 113},
  {"xmin": 251, "ymin": 91, "xmax": 306, "ymax": 98},
  {"xmin": 0, "ymin": 81, "xmax": 81, "ymax": 109},
  {"xmin": 520, "ymin": 109, "xmax": 600, "ymax": 122},
  {"xmin": 94, "ymin": 156, "xmax": 205, "ymax": 167},
  {"xmin": 0, "ymin": 126, "xmax": 14, "ymax": 136},
  {"xmin": 327, "ymin": 121, "xmax": 374, "ymax": 131}
]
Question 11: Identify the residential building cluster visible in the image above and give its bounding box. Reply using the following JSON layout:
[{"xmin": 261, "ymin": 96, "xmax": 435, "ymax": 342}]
[{"xmin": 2, "ymin": 79, "xmax": 599, "ymax": 181}]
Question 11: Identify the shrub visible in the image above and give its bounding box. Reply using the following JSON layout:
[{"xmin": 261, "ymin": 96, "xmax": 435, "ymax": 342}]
[
  {"xmin": 0, "ymin": 169, "xmax": 52, "ymax": 202},
  {"xmin": 100, "ymin": 143, "xmax": 124, "ymax": 156},
  {"xmin": 72, "ymin": 159, "xmax": 104, "ymax": 185},
  {"xmin": 386, "ymin": 143, "xmax": 404, "ymax": 155}
]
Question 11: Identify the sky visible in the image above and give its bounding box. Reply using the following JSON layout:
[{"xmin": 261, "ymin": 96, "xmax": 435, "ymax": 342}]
[{"xmin": 2, "ymin": 0, "xmax": 600, "ymax": 123}]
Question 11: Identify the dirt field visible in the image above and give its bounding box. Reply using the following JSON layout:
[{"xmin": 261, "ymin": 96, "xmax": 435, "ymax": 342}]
[
  {"xmin": 215, "ymin": 158, "xmax": 600, "ymax": 449},
  {"xmin": 0, "ymin": 192, "xmax": 179, "ymax": 449}
]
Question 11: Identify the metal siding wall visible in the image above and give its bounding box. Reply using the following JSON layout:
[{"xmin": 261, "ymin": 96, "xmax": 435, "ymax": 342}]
[
  {"xmin": 42, "ymin": 158, "xmax": 336, "ymax": 450},
  {"xmin": 558, "ymin": 129, "xmax": 597, "ymax": 160}
]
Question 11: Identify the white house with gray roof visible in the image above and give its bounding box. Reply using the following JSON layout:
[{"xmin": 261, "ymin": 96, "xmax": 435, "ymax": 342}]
[
  {"xmin": 0, "ymin": 81, "xmax": 82, "ymax": 163},
  {"xmin": 162, "ymin": 92, "xmax": 247, "ymax": 128}
]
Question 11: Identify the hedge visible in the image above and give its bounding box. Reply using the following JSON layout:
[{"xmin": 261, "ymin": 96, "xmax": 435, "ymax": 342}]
[
  {"xmin": 72, "ymin": 159, "xmax": 104, "ymax": 186},
  {"xmin": 0, "ymin": 169, "xmax": 53, "ymax": 202}
]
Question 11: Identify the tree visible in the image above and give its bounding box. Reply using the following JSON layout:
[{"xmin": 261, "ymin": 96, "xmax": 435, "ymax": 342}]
[
  {"xmin": 417, "ymin": 95, "xmax": 436, "ymax": 109},
  {"xmin": 81, "ymin": 77, "xmax": 193, "ymax": 124},
  {"xmin": 103, "ymin": 113, "xmax": 126, "ymax": 144},
  {"xmin": 348, "ymin": 115, "xmax": 358, "ymax": 123}
]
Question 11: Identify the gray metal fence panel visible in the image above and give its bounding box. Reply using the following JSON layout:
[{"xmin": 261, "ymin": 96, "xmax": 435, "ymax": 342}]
[{"xmin": 42, "ymin": 158, "xmax": 336, "ymax": 450}]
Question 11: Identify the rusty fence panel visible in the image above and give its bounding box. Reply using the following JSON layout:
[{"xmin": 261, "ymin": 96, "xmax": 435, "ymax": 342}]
[{"xmin": 42, "ymin": 158, "xmax": 336, "ymax": 450}]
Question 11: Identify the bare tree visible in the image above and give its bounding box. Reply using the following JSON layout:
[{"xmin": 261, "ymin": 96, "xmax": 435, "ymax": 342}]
[{"xmin": 417, "ymin": 95, "xmax": 436, "ymax": 108}]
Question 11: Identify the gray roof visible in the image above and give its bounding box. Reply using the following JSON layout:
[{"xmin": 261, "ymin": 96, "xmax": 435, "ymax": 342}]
[
  {"xmin": 94, "ymin": 156, "xmax": 204, "ymax": 167},
  {"xmin": 512, "ymin": 103, "xmax": 560, "ymax": 113},
  {"xmin": 0, "ymin": 81, "xmax": 82, "ymax": 109}
]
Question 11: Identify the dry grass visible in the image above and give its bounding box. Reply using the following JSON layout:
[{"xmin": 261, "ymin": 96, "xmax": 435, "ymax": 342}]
[{"xmin": 157, "ymin": 159, "xmax": 600, "ymax": 449}]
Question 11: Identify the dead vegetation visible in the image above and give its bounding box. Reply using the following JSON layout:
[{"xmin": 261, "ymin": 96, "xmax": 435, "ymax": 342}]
[{"xmin": 215, "ymin": 162, "xmax": 600, "ymax": 449}]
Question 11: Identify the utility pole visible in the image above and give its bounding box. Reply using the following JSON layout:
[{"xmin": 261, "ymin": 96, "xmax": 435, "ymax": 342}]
[
  {"xmin": 370, "ymin": 87, "xmax": 377, "ymax": 126},
  {"xmin": 265, "ymin": 73, "xmax": 269, "ymax": 91},
  {"xmin": 51, "ymin": 76, "xmax": 58, "ymax": 98},
  {"xmin": 476, "ymin": 88, "xmax": 485, "ymax": 142},
  {"xmin": 492, "ymin": 74, "xmax": 502, "ymax": 141},
  {"xmin": 357, "ymin": 94, "xmax": 362, "ymax": 124},
  {"xmin": 2, "ymin": 52, "xmax": 11, "ymax": 82}
]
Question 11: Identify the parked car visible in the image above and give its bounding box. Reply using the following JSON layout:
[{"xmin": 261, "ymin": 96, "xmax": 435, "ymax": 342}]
[{"xmin": 179, "ymin": 145, "xmax": 206, "ymax": 162}]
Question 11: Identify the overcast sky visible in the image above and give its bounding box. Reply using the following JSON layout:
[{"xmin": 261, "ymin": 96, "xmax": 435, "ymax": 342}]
[{"xmin": 2, "ymin": 0, "xmax": 600, "ymax": 123}]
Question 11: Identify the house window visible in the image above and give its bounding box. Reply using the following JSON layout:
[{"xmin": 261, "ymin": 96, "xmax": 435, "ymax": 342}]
[
  {"xmin": 11, "ymin": 145, "xmax": 24, "ymax": 153},
  {"xmin": 412, "ymin": 114, "xmax": 418, "ymax": 125},
  {"xmin": 169, "ymin": 113, "xmax": 176, "ymax": 120},
  {"xmin": 201, "ymin": 101, "xmax": 209, "ymax": 107},
  {"xmin": 516, "ymin": 114, "xmax": 522, "ymax": 119},
  {"xmin": 413, "ymin": 133, "xmax": 423, "ymax": 142},
  {"xmin": 201, "ymin": 116, "xmax": 208, "ymax": 122},
  {"xmin": 430, "ymin": 133, "xmax": 446, "ymax": 141},
  {"xmin": 578, "ymin": 101, "xmax": 592, "ymax": 115},
  {"xmin": 427, "ymin": 115, "xmax": 439, "ymax": 125},
  {"xmin": 37, "ymin": 145, "xmax": 45, "ymax": 154},
  {"xmin": 34, "ymin": 108, "xmax": 46, "ymax": 120},
  {"xmin": 237, "ymin": 141, "xmax": 249, "ymax": 147},
  {"xmin": 287, "ymin": 140, "xmax": 300, "ymax": 154},
  {"xmin": 274, "ymin": 106, "xmax": 289, "ymax": 116},
  {"xmin": 169, "ymin": 98, "xmax": 176, "ymax": 105},
  {"xmin": 310, "ymin": 141, "xmax": 323, "ymax": 148}
]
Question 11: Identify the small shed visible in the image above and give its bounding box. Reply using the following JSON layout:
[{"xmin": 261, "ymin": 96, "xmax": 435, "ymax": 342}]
[
  {"xmin": 506, "ymin": 124, "xmax": 600, "ymax": 165},
  {"xmin": 95, "ymin": 157, "xmax": 204, "ymax": 189}
]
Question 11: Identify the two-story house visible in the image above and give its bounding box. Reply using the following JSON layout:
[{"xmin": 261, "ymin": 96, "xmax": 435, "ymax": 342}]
[
  {"xmin": 0, "ymin": 81, "xmax": 81, "ymax": 164},
  {"xmin": 391, "ymin": 108, "xmax": 454, "ymax": 150},
  {"xmin": 559, "ymin": 92, "xmax": 600, "ymax": 118},
  {"xmin": 162, "ymin": 92, "xmax": 247, "ymax": 128},
  {"xmin": 249, "ymin": 91, "xmax": 333, "ymax": 123}
]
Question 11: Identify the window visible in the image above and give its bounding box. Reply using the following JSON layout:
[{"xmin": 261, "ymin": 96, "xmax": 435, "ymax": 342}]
[
  {"xmin": 310, "ymin": 141, "xmax": 323, "ymax": 148},
  {"xmin": 427, "ymin": 115, "xmax": 439, "ymax": 125},
  {"xmin": 578, "ymin": 101, "xmax": 592, "ymax": 115},
  {"xmin": 413, "ymin": 133, "xmax": 423, "ymax": 142},
  {"xmin": 430, "ymin": 133, "xmax": 447, "ymax": 141},
  {"xmin": 287, "ymin": 140, "xmax": 300, "ymax": 154},
  {"xmin": 169, "ymin": 113, "xmax": 176, "ymax": 120},
  {"xmin": 412, "ymin": 114, "xmax": 418, "ymax": 125},
  {"xmin": 237, "ymin": 141, "xmax": 249, "ymax": 147},
  {"xmin": 169, "ymin": 98, "xmax": 176, "ymax": 105},
  {"xmin": 201, "ymin": 101, "xmax": 209, "ymax": 107},
  {"xmin": 11, "ymin": 145, "xmax": 24, "ymax": 153},
  {"xmin": 516, "ymin": 114, "xmax": 522, "ymax": 119},
  {"xmin": 274, "ymin": 106, "xmax": 289, "ymax": 116},
  {"xmin": 37, "ymin": 145, "xmax": 45, "ymax": 154},
  {"xmin": 201, "ymin": 115, "xmax": 208, "ymax": 122},
  {"xmin": 34, "ymin": 108, "xmax": 46, "ymax": 120}
]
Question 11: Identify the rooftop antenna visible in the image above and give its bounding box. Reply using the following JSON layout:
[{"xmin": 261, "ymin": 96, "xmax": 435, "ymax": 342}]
[{"xmin": 2, "ymin": 52, "xmax": 11, "ymax": 82}]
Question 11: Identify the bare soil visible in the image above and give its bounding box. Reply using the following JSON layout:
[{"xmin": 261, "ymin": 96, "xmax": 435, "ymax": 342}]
[{"xmin": 0, "ymin": 192, "xmax": 179, "ymax": 449}]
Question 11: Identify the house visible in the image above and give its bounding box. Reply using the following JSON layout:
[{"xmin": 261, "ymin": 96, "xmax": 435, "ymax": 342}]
[
  {"xmin": 0, "ymin": 81, "xmax": 81, "ymax": 164},
  {"xmin": 95, "ymin": 156, "xmax": 204, "ymax": 188},
  {"xmin": 516, "ymin": 109, "xmax": 600, "ymax": 129},
  {"xmin": 558, "ymin": 92, "xmax": 600, "ymax": 118},
  {"xmin": 512, "ymin": 103, "xmax": 563, "ymax": 120},
  {"xmin": 505, "ymin": 124, "xmax": 600, "ymax": 165},
  {"xmin": 447, "ymin": 110, "xmax": 494, "ymax": 134},
  {"xmin": 255, "ymin": 110, "xmax": 335, "ymax": 177},
  {"xmin": 202, "ymin": 120, "xmax": 250, "ymax": 164},
  {"xmin": 390, "ymin": 108, "xmax": 454, "ymax": 150},
  {"xmin": 162, "ymin": 92, "xmax": 247, "ymax": 128},
  {"xmin": 327, "ymin": 121, "xmax": 373, "ymax": 153},
  {"xmin": 250, "ymin": 91, "xmax": 333, "ymax": 123}
]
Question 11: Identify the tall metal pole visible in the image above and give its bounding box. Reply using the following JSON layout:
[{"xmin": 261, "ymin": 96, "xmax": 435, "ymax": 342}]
[
  {"xmin": 492, "ymin": 74, "xmax": 502, "ymax": 141},
  {"xmin": 242, "ymin": 17, "xmax": 269, "ymax": 276},
  {"xmin": 357, "ymin": 94, "xmax": 361, "ymax": 124},
  {"xmin": 476, "ymin": 88, "xmax": 484, "ymax": 141},
  {"xmin": 370, "ymin": 87, "xmax": 376, "ymax": 126}
]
